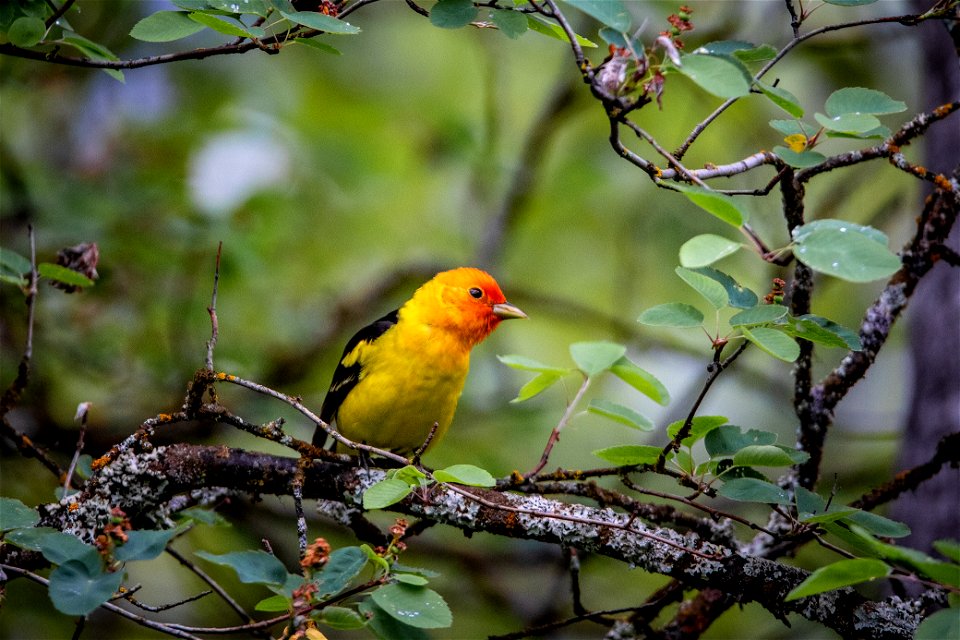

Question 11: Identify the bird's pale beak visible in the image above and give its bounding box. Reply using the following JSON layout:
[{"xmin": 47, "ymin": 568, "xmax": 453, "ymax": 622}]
[{"xmin": 492, "ymin": 302, "xmax": 527, "ymax": 320}]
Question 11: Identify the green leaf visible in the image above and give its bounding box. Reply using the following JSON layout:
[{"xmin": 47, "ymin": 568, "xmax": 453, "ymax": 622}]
[
  {"xmin": 8, "ymin": 16, "xmax": 45, "ymax": 47},
  {"xmin": 37, "ymin": 263, "xmax": 94, "ymax": 288},
  {"xmin": 675, "ymin": 267, "xmax": 728, "ymax": 310},
  {"xmin": 825, "ymin": 87, "xmax": 906, "ymax": 116},
  {"xmin": 689, "ymin": 267, "xmax": 758, "ymax": 309},
  {"xmin": 360, "ymin": 599, "xmax": 431, "ymax": 640},
  {"xmin": 569, "ymin": 341, "xmax": 626, "ymax": 378},
  {"xmin": 512, "ymin": 371, "xmax": 563, "ymax": 402},
  {"xmin": 742, "ymin": 326, "xmax": 800, "ymax": 362},
  {"xmin": 195, "ymin": 550, "xmax": 287, "ymax": 585},
  {"xmin": 824, "ymin": 124, "xmax": 891, "ymax": 140},
  {"xmin": 769, "ymin": 119, "xmax": 818, "ymax": 137},
  {"xmin": 692, "ymin": 40, "xmax": 754, "ymax": 57},
  {"xmin": 363, "ymin": 478, "xmax": 413, "ymax": 510},
  {"xmin": 784, "ymin": 317, "xmax": 852, "ymax": 349},
  {"xmin": 114, "ymin": 528, "xmax": 181, "ymax": 562},
  {"xmin": 525, "ymin": 15, "xmax": 597, "ymax": 47},
  {"xmin": 560, "ymin": 0, "xmax": 631, "ymax": 32},
  {"xmin": 433, "ymin": 464, "xmax": 496, "ymax": 487},
  {"xmin": 672, "ymin": 183, "xmax": 748, "ymax": 227},
  {"xmin": 130, "ymin": 11, "xmax": 206, "ymax": 42},
  {"xmin": 679, "ymin": 234, "xmax": 742, "ymax": 268},
  {"xmin": 705, "ymin": 425, "xmax": 777, "ymax": 457},
  {"xmin": 637, "ymin": 302, "xmax": 704, "ymax": 328},
  {"xmin": 609, "ymin": 358, "xmax": 670, "ymax": 405},
  {"xmin": 255, "ymin": 593, "xmax": 291, "ymax": 612},
  {"xmin": 728, "ymin": 304, "xmax": 789, "ymax": 326},
  {"xmin": 677, "ymin": 53, "xmax": 751, "ymax": 99},
  {"xmin": 3, "ymin": 527, "xmax": 59, "ymax": 551},
  {"xmin": 814, "ymin": 111, "xmax": 882, "ymax": 135},
  {"xmin": 371, "ymin": 583, "xmax": 453, "ymax": 629},
  {"xmin": 292, "ymin": 38, "xmax": 342, "ymax": 55},
  {"xmin": 490, "ymin": 9, "xmax": 527, "ymax": 39},
  {"xmin": 755, "ymin": 80, "xmax": 804, "ymax": 117},
  {"xmin": 320, "ymin": 605, "xmax": 368, "ymax": 630},
  {"xmin": 732, "ymin": 444, "xmax": 798, "ymax": 467},
  {"xmin": 933, "ymin": 540, "xmax": 960, "ymax": 564},
  {"xmin": 0, "ymin": 497, "xmax": 39, "ymax": 531},
  {"xmin": 732, "ymin": 44, "xmax": 777, "ymax": 65},
  {"xmin": 773, "ymin": 146, "xmax": 827, "ymax": 168},
  {"xmin": 59, "ymin": 32, "xmax": 119, "ymax": 61},
  {"xmin": 823, "ymin": 0, "xmax": 878, "ymax": 4},
  {"xmin": 280, "ymin": 10, "xmax": 361, "ymax": 34},
  {"xmin": 429, "ymin": 0, "xmax": 478, "ymax": 29},
  {"xmin": 48, "ymin": 560, "xmax": 125, "ymax": 616},
  {"xmin": 785, "ymin": 558, "xmax": 890, "ymax": 601},
  {"xmin": 38, "ymin": 532, "xmax": 102, "ymax": 572},
  {"xmin": 394, "ymin": 573, "xmax": 430, "ymax": 586},
  {"xmin": 497, "ymin": 354, "xmax": 570, "ymax": 375},
  {"xmin": 587, "ymin": 398, "xmax": 654, "ymax": 431},
  {"xmin": 792, "ymin": 226, "xmax": 900, "ymax": 282},
  {"xmin": 667, "ymin": 415, "xmax": 728, "ymax": 446},
  {"xmin": 718, "ymin": 477, "xmax": 791, "ymax": 505},
  {"xmin": 592, "ymin": 445, "xmax": 662, "ymax": 466},
  {"xmin": 792, "ymin": 219, "xmax": 889, "ymax": 245},
  {"xmin": 0, "ymin": 248, "xmax": 31, "ymax": 277},
  {"xmin": 174, "ymin": 506, "xmax": 231, "ymax": 527},
  {"xmin": 316, "ymin": 547, "xmax": 367, "ymax": 596},
  {"xmin": 392, "ymin": 465, "xmax": 428, "ymax": 486},
  {"xmin": 207, "ymin": 0, "xmax": 272, "ymax": 16},
  {"xmin": 842, "ymin": 510, "xmax": 910, "ymax": 538},
  {"xmin": 188, "ymin": 12, "xmax": 252, "ymax": 37},
  {"xmin": 916, "ymin": 608, "xmax": 960, "ymax": 640}
]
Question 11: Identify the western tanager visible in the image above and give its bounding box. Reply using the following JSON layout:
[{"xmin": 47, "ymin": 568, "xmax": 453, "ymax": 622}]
[{"xmin": 313, "ymin": 267, "xmax": 526, "ymax": 454}]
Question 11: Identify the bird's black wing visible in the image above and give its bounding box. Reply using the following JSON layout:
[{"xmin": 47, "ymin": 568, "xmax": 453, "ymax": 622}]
[{"xmin": 313, "ymin": 309, "xmax": 399, "ymax": 446}]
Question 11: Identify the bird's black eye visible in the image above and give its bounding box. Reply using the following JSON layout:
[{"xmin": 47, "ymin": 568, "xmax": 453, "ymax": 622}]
[{"xmin": 469, "ymin": 287, "xmax": 483, "ymax": 299}]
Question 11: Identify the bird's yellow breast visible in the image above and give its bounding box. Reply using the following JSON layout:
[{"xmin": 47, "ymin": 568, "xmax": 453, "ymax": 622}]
[{"xmin": 334, "ymin": 319, "xmax": 472, "ymax": 454}]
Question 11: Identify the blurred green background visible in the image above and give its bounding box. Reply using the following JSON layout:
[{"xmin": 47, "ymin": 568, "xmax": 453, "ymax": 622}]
[{"xmin": 1, "ymin": 1, "xmax": 929, "ymax": 637}]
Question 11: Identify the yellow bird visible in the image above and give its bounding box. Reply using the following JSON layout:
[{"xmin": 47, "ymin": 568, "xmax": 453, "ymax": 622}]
[{"xmin": 313, "ymin": 267, "xmax": 526, "ymax": 454}]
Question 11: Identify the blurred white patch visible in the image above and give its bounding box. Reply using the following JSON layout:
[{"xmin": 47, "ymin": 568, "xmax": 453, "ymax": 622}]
[{"xmin": 188, "ymin": 130, "xmax": 291, "ymax": 218}]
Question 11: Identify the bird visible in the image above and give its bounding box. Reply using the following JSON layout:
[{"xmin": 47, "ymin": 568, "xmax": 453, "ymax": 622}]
[{"xmin": 313, "ymin": 267, "xmax": 527, "ymax": 455}]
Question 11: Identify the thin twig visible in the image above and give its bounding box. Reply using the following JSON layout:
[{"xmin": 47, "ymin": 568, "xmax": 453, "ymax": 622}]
[
  {"xmin": 63, "ymin": 402, "xmax": 90, "ymax": 492},
  {"xmin": 205, "ymin": 242, "xmax": 223, "ymax": 372},
  {"xmin": 165, "ymin": 546, "xmax": 253, "ymax": 625},
  {"xmin": 525, "ymin": 374, "xmax": 590, "ymax": 478}
]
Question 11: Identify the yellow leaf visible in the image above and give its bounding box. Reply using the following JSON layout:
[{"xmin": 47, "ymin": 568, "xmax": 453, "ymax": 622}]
[
  {"xmin": 306, "ymin": 629, "xmax": 328, "ymax": 640},
  {"xmin": 784, "ymin": 134, "xmax": 807, "ymax": 153}
]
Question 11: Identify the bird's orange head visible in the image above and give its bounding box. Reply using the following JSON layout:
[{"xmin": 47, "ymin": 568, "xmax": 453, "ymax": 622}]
[{"xmin": 405, "ymin": 267, "xmax": 526, "ymax": 346}]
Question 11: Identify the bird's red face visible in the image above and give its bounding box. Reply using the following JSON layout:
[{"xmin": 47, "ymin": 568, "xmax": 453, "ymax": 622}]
[{"xmin": 419, "ymin": 268, "xmax": 526, "ymax": 345}]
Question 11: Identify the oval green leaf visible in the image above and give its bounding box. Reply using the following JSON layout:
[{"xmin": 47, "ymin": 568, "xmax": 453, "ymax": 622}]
[
  {"xmin": 363, "ymin": 478, "xmax": 413, "ymax": 510},
  {"xmin": 8, "ymin": 16, "xmax": 46, "ymax": 48},
  {"xmin": 316, "ymin": 547, "xmax": 368, "ymax": 596},
  {"xmin": 512, "ymin": 371, "xmax": 563, "ymax": 403},
  {"xmin": 130, "ymin": 11, "xmax": 206, "ymax": 42},
  {"xmin": 732, "ymin": 444, "xmax": 797, "ymax": 467},
  {"xmin": 428, "ymin": 0, "xmax": 478, "ymax": 29},
  {"xmin": 281, "ymin": 10, "xmax": 361, "ymax": 34},
  {"xmin": 37, "ymin": 263, "xmax": 94, "ymax": 288},
  {"xmin": 718, "ymin": 477, "xmax": 791, "ymax": 505},
  {"xmin": 677, "ymin": 53, "xmax": 751, "ymax": 99},
  {"xmin": 814, "ymin": 111, "xmax": 882, "ymax": 135},
  {"xmin": 114, "ymin": 528, "xmax": 181, "ymax": 562},
  {"xmin": 609, "ymin": 358, "xmax": 670, "ymax": 405},
  {"xmin": 675, "ymin": 267, "xmax": 728, "ymax": 310},
  {"xmin": 560, "ymin": 0, "xmax": 632, "ymax": 32},
  {"xmin": 729, "ymin": 304, "xmax": 788, "ymax": 327},
  {"xmin": 825, "ymin": 87, "xmax": 906, "ymax": 116},
  {"xmin": 371, "ymin": 583, "xmax": 453, "ymax": 629},
  {"xmin": 773, "ymin": 146, "xmax": 827, "ymax": 168},
  {"xmin": 705, "ymin": 425, "xmax": 777, "ymax": 457},
  {"xmin": 587, "ymin": 398, "xmax": 653, "ymax": 431},
  {"xmin": 637, "ymin": 302, "xmax": 704, "ymax": 328},
  {"xmin": 49, "ymin": 560, "xmax": 125, "ymax": 616},
  {"xmin": 195, "ymin": 550, "xmax": 287, "ymax": 585},
  {"xmin": 742, "ymin": 326, "xmax": 800, "ymax": 362},
  {"xmin": 0, "ymin": 497, "xmax": 40, "ymax": 531},
  {"xmin": 691, "ymin": 267, "xmax": 758, "ymax": 309},
  {"xmin": 433, "ymin": 464, "xmax": 496, "ymax": 487},
  {"xmin": 490, "ymin": 9, "xmax": 527, "ymax": 39},
  {"xmin": 592, "ymin": 445, "xmax": 662, "ymax": 466},
  {"xmin": 320, "ymin": 605, "xmax": 369, "ymax": 629},
  {"xmin": 497, "ymin": 354, "xmax": 570, "ymax": 375},
  {"xmin": 679, "ymin": 234, "xmax": 743, "ymax": 268},
  {"xmin": 785, "ymin": 558, "xmax": 890, "ymax": 601},
  {"xmin": 667, "ymin": 415, "xmax": 728, "ymax": 446},
  {"xmin": 672, "ymin": 183, "xmax": 747, "ymax": 227},
  {"xmin": 916, "ymin": 607, "xmax": 960, "ymax": 640},
  {"xmin": 755, "ymin": 80, "xmax": 804, "ymax": 118},
  {"xmin": 793, "ymin": 227, "xmax": 900, "ymax": 282},
  {"xmin": 569, "ymin": 341, "xmax": 626, "ymax": 378}
]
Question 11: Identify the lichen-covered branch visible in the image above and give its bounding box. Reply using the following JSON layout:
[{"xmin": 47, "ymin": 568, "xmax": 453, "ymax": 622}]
[{"xmin": 24, "ymin": 443, "xmax": 931, "ymax": 638}]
